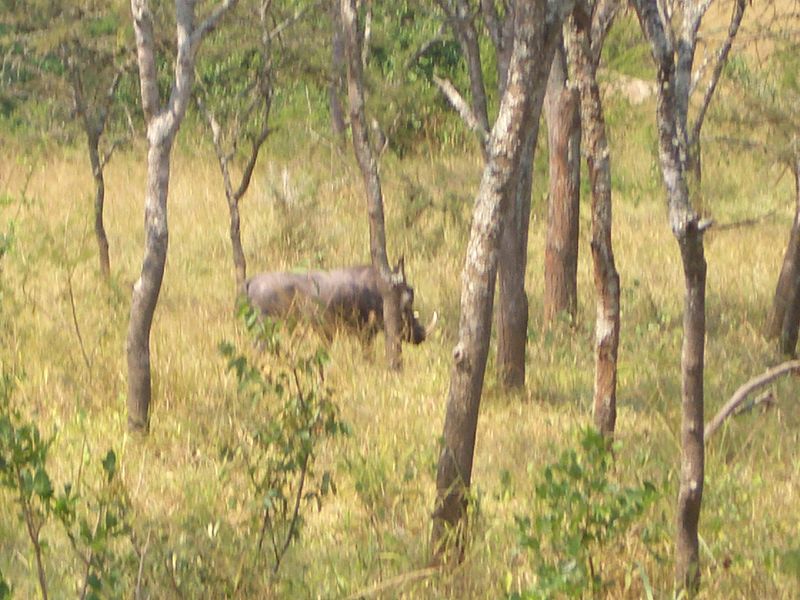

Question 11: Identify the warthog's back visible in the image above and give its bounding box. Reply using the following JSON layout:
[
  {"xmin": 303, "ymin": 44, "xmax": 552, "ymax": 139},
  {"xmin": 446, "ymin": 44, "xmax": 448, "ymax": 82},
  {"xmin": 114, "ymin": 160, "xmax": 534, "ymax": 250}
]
[{"xmin": 245, "ymin": 266, "xmax": 382, "ymax": 332}]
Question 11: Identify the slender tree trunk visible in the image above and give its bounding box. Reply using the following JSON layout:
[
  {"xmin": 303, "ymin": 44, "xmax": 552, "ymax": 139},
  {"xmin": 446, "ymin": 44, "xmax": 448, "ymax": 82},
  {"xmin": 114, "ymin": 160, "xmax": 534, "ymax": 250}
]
[
  {"xmin": 127, "ymin": 139, "xmax": 172, "ymax": 431},
  {"xmin": 568, "ymin": 11, "xmax": 620, "ymax": 437},
  {"xmin": 496, "ymin": 91, "xmax": 546, "ymax": 389},
  {"xmin": 543, "ymin": 39, "xmax": 580, "ymax": 325},
  {"xmin": 778, "ymin": 162, "xmax": 800, "ymax": 354},
  {"xmin": 431, "ymin": 0, "xmax": 561, "ymax": 559},
  {"xmin": 341, "ymin": 0, "xmax": 402, "ymax": 370},
  {"xmin": 329, "ymin": 0, "xmax": 347, "ymax": 142},
  {"xmin": 127, "ymin": 0, "xmax": 237, "ymax": 432},
  {"xmin": 86, "ymin": 133, "xmax": 111, "ymax": 279},
  {"xmin": 768, "ymin": 160, "xmax": 800, "ymax": 344},
  {"xmin": 635, "ymin": 4, "xmax": 707, "ymax": 591}
]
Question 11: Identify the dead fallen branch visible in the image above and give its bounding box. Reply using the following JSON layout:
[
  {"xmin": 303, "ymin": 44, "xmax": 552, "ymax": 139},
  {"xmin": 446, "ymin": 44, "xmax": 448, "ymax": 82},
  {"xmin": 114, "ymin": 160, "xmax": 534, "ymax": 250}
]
[
  {"xmin": 713, "ymin": 209, "xmax": 777, "ymax": 232},
  {"xmin": 704, "ymin": 359, "xmax": 800, "ymax": 441}
]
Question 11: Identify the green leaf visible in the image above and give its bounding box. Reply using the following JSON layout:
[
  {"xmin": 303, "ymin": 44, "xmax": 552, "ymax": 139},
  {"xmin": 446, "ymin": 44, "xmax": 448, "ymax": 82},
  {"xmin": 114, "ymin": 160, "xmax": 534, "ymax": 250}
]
[
  {"xmin": 33, "ymin": 467, "xmax": 53, "ymax": 500},
  {"xmin": 101, "ymin": 449, "xmax": 117, "ymax": 481}
]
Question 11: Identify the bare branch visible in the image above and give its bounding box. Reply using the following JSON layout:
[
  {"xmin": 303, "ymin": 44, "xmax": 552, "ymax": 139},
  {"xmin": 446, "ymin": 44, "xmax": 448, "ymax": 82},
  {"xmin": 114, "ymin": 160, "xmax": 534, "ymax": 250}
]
[
  {"xmin": 432, "ymin": 75, "xmax": 489, "ymax": 146},
  {"xmin": 704, "ymin": 360, "xmax": 800, "ymax": 440},
  {"xmin": 190, "ymin": 0, "xmax": 239, "ymax": 50},
  {"xmin": 590, "ymin": 0, "xmax": 622, "ymax": 65},
  {"xmin": 690, "ymin": 0, "xmax": 746, "ymax": 143}
]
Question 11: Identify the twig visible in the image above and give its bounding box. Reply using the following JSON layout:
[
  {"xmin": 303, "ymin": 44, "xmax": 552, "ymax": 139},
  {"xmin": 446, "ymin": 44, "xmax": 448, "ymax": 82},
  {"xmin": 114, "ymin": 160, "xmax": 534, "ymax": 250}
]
[
  {"xmin": 345, "ymin": 566, "xmax": 441, "ymax": 600},
  {"xmin": 704, "ymin": 359, "xmax": 800, "ymax": 440},
  {"xmin": 66, "ymin": 266, "xmax": 93, "ymax": 375}
]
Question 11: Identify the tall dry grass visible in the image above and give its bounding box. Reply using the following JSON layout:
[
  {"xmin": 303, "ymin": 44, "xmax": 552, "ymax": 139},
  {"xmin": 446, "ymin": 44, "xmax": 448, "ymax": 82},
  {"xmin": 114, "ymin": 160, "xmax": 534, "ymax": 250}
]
[{"xmin": 1, "ymin": 94, "xmax": 798, "ymax": 598}]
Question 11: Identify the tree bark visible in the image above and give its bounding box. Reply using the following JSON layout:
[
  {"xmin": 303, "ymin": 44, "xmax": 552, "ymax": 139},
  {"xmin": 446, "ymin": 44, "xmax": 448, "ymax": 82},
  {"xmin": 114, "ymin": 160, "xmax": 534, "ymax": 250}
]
[
  {"xmin": 567, "ymin": 1, "xmax": 620, "ymax": 437},
  {"xmin": 543, "ymin": 39, "xmax": 580, "ymax": 326},
  {"xmin": 634, "ymin": 0, "xmax": 711, "ymax": 589},
  {"xmin": 88, "ymin": 133, "xmax": 111, "ymax": 280},
  {"xmin": 127, "ymin": 0, "xmax": 237, "ymax": 432},
  {"xmin": 341, "ymin": 0, "xmax": 402, "ymax": 370},
  {"xmin": 431, "ymin": 0, "xmax": 565, "ymax": 560},
  {"xmin": 496, "ymin": 92, "xmax": 546, "ymax": 389},
  {"xmin": 778, "ymin": 164, "xmax": 800, "ymax": 355},
  {"xmin": 768, "ymin": 160, "xmax": 800, "ymax": 350}
]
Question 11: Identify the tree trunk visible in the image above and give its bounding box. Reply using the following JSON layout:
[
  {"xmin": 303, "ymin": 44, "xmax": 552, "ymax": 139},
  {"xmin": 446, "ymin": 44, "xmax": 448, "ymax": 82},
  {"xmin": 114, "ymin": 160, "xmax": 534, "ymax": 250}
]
[
  {"xmin": 127, "ymin": 0, "xmax": 236, "ymax": 432},
  {"xmin": 768, "ymin": 160, "xmax": 800, "ymax": 345},
  {"xmin": 633, "ymin": 0, "xmax": 711, "ymax": 590},
  {"xmin": 329, "ymin": 0, "xmax": 347, "ymax": 142},
  {"xmin": 778, "ymin": 162, "xmax": 800, "ymax": 354},
  {"xmin": 431, "ymin": 0, "xmax": 561, "ymax": 559},
  {"xmin": 127, "ymin": 139, "xmax": 172, "ymax": 432},
  {"xmin": 341, "ymin": 0, "xmax": 402, "ymax": 370},
  {"xmin": 543, "ymin": 39, "xmax": 580, "ymax": 325},
  {"xmin": 229, "ymin": 199, "xmax": 247, "ymax": 287},
  {"xmin": 496, "ymin": 89, "xmax": 547, "ymax": 389},
  {"xmin": 87, "ymin": 133, "xmax": 111, "ymax": 279},
  {"xmin": 568, "ymin": 11, "xmax": 620, "ymax": 437}
]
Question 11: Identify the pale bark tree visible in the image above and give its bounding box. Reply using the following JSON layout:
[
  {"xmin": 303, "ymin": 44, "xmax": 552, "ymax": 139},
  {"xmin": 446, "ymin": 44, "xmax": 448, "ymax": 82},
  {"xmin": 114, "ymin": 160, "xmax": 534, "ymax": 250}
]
[
  {"xmin": 434, "ymin": 0, "xmax": 545, "ymax": 389},
  {"xmin": 341, "ymin": 0, "xmax": 404, "ymax": 370},
  {"xmin": 632, "ymin": 0, "xmax": 746, "ymax": 590},
  {"xmin": 431, "ymin": 0, "xmax": 570, "ymax": 559},
  {"xmin": 565, "ymin": 0, "xmax": 621, "ymax": 436},
  {"xmin": 197, "ymin": 1, "xmax": 275, "ymax": 289},
  {"xmin": 127, "ymin": 0, "xmax": 237, "ymax": 433},
  {"xmin": 543, "ymin": 39, "xmax": 581, "ymax": 325}
]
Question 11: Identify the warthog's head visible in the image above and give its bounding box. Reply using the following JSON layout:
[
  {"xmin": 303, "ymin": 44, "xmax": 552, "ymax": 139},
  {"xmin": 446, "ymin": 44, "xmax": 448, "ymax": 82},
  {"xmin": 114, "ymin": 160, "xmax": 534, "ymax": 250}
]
[{"xmin": 393, "ymin": 258, "xmax": 437, "ymax": 345}]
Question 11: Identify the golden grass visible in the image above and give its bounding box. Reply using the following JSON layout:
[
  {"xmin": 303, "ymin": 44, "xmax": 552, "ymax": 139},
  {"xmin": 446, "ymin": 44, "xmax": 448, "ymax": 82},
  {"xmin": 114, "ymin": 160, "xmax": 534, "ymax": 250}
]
[{"xmin": 1, "ymin": 106, "xmax": 799, "ymax": 598}]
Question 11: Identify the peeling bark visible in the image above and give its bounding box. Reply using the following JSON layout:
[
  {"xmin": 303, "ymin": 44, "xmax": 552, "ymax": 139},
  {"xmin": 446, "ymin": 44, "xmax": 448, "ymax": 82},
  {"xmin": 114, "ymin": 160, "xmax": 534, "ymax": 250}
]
[
  {"xmin": 567, "ymin": 0, "xmax": 621, "ymax": 437},
  {"xmin": 633, "ymin": 0, "xmax": 717, "ymax": 589},
  {"xmin": 431, "ymin": 0, "xmax": 567, "ymax": 560}
]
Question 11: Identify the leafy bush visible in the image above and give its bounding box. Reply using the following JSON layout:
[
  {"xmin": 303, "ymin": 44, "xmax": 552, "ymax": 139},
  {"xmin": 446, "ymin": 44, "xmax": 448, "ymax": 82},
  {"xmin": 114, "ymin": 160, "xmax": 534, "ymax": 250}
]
[
  {"xmin": 0, "ymin": 372, "xmax": 133, "ymax": 599},
  {"xmin": 511, "ymin": 428, "xmax": 657, "ymax": 599},
  {"xmin": 218, "ymin": 300, "xmax": 349, "ymax": 584}
]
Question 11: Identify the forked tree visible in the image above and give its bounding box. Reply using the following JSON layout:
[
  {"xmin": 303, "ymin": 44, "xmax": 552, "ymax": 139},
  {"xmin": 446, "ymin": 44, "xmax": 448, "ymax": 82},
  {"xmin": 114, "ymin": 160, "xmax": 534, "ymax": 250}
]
[
  {"xmin": 631, "ymin": 0, "xmax": 746, "ymax": 590},
  {"xmin": 430, "ymin": 0, "xmax": 570, "ymax": 559},
  {"xmin": 565, "ymin": 0, "xmax": 621, "ymax": 436},
  {"xmin": 196, "ymin": 0, "xmax": 275, "ymax": 289},
  {"xmin": 127, "ymin": 0, "xmax": 237, "ymax": 433},
  {"xmin": 434, "ymin": 0, "xmax": 549, "ymax": 389},
  {"xmin": 340, "ymin": 0, "xmax": 404, "ymax": 370}
]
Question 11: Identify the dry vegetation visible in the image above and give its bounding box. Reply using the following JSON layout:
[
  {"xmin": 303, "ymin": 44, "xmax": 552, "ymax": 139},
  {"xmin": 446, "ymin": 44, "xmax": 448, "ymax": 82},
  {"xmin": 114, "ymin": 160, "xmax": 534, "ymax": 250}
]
[{"xmin": 1, "ymin": 79, "xmax": 799, "ymax": 598}]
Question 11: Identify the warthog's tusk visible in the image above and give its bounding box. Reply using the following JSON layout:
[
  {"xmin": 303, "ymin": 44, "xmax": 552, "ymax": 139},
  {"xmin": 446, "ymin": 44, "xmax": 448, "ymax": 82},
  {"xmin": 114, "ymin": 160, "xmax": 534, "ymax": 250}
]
[{"xmin": 425, "ymin": 311, "xmax": 438, "ymax": 337}]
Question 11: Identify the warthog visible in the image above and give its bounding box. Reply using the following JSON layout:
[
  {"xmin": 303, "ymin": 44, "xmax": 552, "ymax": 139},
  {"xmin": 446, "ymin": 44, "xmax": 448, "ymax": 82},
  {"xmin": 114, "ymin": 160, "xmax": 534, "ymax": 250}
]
[{"xmin": 244, "ymin": 262, "xmax": 436, "ymax": 344}]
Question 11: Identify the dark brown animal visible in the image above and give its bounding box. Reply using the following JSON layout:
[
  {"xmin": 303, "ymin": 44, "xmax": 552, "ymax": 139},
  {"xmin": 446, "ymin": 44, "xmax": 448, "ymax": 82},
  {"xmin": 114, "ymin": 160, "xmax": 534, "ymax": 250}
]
[{"xmin": 244, "ymin": 264, "xmax": 435, "ymax": 344}]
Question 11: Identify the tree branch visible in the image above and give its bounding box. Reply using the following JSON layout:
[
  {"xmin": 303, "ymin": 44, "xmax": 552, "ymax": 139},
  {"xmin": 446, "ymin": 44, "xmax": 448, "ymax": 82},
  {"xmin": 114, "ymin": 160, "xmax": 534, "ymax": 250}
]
[
  {"xmin": 432, "ymin": 75, "xmax": 489, "ymax": 146},
  {"xmin": 704, "ymin": 359, "xmax": 800, "ymax": 440},
  {"xmin": 690, "ymin": 0, "xmax": 746, "ymax": 143}
]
